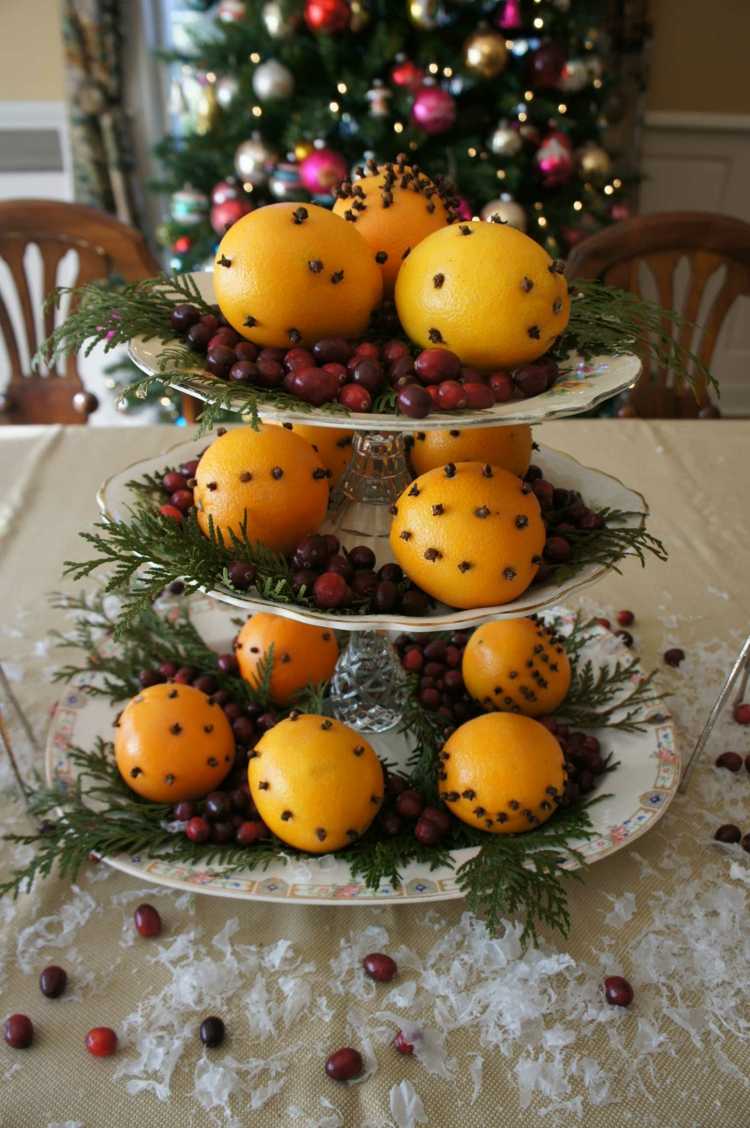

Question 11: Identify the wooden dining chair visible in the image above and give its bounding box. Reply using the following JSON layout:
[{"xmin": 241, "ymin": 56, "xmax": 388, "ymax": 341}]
[
  {"xmin": 0, "ymin": 199, "xmax": 161, "ymax": 424},
  {"xmin": 566, "ymin": 212, "xmax": 750, "ymax": 418}
]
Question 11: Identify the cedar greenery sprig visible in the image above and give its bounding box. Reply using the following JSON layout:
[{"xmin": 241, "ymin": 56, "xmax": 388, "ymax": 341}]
[{"xmin": 550, "ymin": 508, "xmax": 667, "ymax": 581}]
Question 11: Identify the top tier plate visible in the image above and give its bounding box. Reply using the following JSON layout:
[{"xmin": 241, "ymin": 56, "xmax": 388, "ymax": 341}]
[{"xmin": 128, "ymin": 272, "xmax": 640, "ymax": 432}]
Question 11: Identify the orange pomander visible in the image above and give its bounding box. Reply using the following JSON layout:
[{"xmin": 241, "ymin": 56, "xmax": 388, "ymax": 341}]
[
  {"xmin": 115, "ymin": 683, "xmax": 235, "ymax": 802},
  {"xmin": 410, "ymin": 425, "xmax": 532, "ymax": 479},
  {"xmin": 439, "ymin": 712, "xmax": 565, "ymax": 834},
  {"xmin": 248, "ymin": 714, "xmax": 384, "ymax": 853},
  {"xmin": 235, "ymin": 612, "xmax": 339, "ymax": 706},
  {"xmin": 280, "ymin": 422, "xmax": 354, "ymax": 487},
  {"xmin": 212, "ymin": 203, "xmax": 383, "ymax": 348},
  {"xmin": 333, "ymin": 163, "xmax": 453, "ymax": 295},
  {"xmin": 395, "ymin": 221, "xmax": 570, "ymax": 368},
  {"xmin": 389, "ymin": 461, "xmax": 545, "ymax": 609},
  {"xmin": 462, "ymin": 617, "xmax": 572, "ymax": 717},
  {"xmin": 194, "ymin": 424, "xmax": 329, "ymax": 554}
]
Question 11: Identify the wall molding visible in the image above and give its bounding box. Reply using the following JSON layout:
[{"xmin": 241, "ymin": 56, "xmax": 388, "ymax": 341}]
[{"xmin": 644, "ymin": 111, "xmax": 750, "ymax": 133}]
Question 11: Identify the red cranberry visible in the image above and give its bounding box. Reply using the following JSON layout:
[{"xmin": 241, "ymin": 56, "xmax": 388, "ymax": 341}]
[
  {"xmin": 255, "ymin": 357, "xmax": 284, "ymax": 387},
  {"xmin": 733, "ymin": 703, "xmax": 750, "ymax": 725},
  {"xmin": 325, "ymin": 1046, "xmax": 363, "ymax": 1081},
  {"xmin": 159, "ymin": 503, "xmax": 183, "ymax": 523},
  {"xmin": 134, "ymin": 903, "xmax": 162, "ymax": 938},
  {"xmin": 603, "ymin": 976, "xmax": 634, "ymax": 1007},
  {"xmin": 394, "ymin": 1029, "xmax": 414, "ymax": 1055},
  {"xmin": 423, "ymin": 639, "xmax": 447, "ymax": 660},
  {"xmin": 374, "ymin": 580, "xmax": 400, "ymax": 613},
  {"xmin": 158, "ymin": 661, "xmax": 178, "ymax": 680},
  {"xmin": 322, "ymin": 362, "xmax": 348, "ymax": 387},
  {"xmin": 235, "ymin": 340, "xmax": 258, "ymax": 362},
  {"xmin": 351, "ymin": 359, "xmax": 383, "ymax": 393},
  {"xmin": 229, "ymin": 360, "xmax": 258, "ymax": 385},
  {"xmin": 383, "ymin": 339, "xmax": 410, "ymax": 363},
  {"xmin": 326, "ymin": 554, "xmax": 354, "ymax": 581},
  {"xmin": 354, "ymin": 340, "xmax": 380, "ymax": 358},
  {"xmin": 4, "ymin": 1014, "xmax": 33, "ymax": 1048},
  {"xmin": 258, "ymin": 346, "xmax": 285, "ymax": 363},
  {"xmin": 323, "ymin": 534, "xmax": 340, "ymax": 556},
  {"xmin": 544, "ymin": 536, "xmax": 571, "ymax": 563},
  {"xmin": 339, "ymin": 383, "xmax": 372, "ymax": 412},
  {"xmin": 199, "ymin": 313, "xmax": 220, "ymax": 333},
  {"xmin": 284, "ymin": 347, "xmax": 315, "ymax": 371},
  {"xmin": 386, "ymin": 773, "xmax": 409, "ymax": 797},
  {"xmin": 205, "ymin": 791, "xmax": 232, "ymax": 819},
  {"xmin": 400, "ymin": 589, "xmax": 430, "ymax": 616},
  {"xmin": 397, "ymin": 383, "xmax": 432, "ymax": 418},
  {"xmin": 208, "ymin": 329, "xmax": 240, "ymax": 350},
  {"xmin": 716, "ymin": 751, "xmax": 743, "ymax": 772},
  {"xmin": 714, "ymin": 824, "xmax": 741, "ymax": 843},
  {"xmin": 421, "ymin": 807, "xmax": 452, "ymax": 834},
  {"xmin": 363, "ymin": 953, "xmax": 398, "ymax": 982},
  {"xmin": 444, "ymin": 644, "xmax": 461, "ymax": 667},
  {"xmin": 532, "ymin": 479, "xmax": 554, "ymax": 508},
  {"xmin": 180, "ymin": 458, "xmax": 200, "ymax": 477},
  {"xmin": 351, "ymin": 571, "xmax": 379, "ymax": 599},
  {"xmin": 616, "ymin": 610, "xmax": 635, "ymax": 627},
  {"xmin": 210, "ymin": 821, "xmax": 234, "ymax": 844},
  {"xmin": 443, "ymin": 669, "xmax": 465, "ymax": 694},
  {"xmin": 595, "ymin": 618, "xmax": 611, "ymax": 630},
  {"xmin": 236, "ymin": 821, "xmax": 265, "ymax": 846},
  {"xmin": 290, "ymin": 367, "xmax": 339, "ymax": 406},
  {"xmin": 217, "ymin": 653, "xmax": 239, "ymax": 675},
  {"xmin": 223, "ymin": 702, "xmax": 244, "ymax": 722},
  {"xmin": 256, "ymin": 711, "xmax": 278, "ymax": 732},
  {"xmin": 163, "ymin": 470, "xmax": 188, "ymax": 493},
  {"xmin": 436, "ymin": 380, "xmax": 468, "ymax": 411},
  {"xmin": 186, "ymin": 322, "xmax": 213, "ymax": 352},
  {"xmin": 414, "ymin": 347, "xmax": 461, "ymax": 384},
  {"xmin": 39, "ymin": 965, "xmax": 67, "ymax": 999},
  {"xmin": 227, "ymin": 561, "xmax": 257, "ymax": 590},
  {"xmin": 173, "ymin": 666, "xmax": 197, "ymax": 684},
  {"xmin": 295, "ymin": 533, "xmax": 331, "ymax": 569},
  {"xmin": 292, "ymin": 568, "xmax": 318, "ymax": 593},
  {"xmin": 173, "ymin": 800, "xmax": 196, "ymax": 821},
  {"xmin": 186, "ymin": 816, "xmax": 210, "ymax": 843},
  {"xmin": 414, "ymin": 816, "xmax": 443, "ymax": 845},
  {"xmin": 379, "ymin": 811, "xmax": 403, "ymax": 836},
  {"xmin": 463, "ymin": 382, "xmax": 495, "ymax": 409},
  {"xmin": 402, "ymin": 647, "xmax": 424, "ymax": 672},
  {"xmin": 488, "ymin": 371, "xmax": 513, "ymax": 402},
  {"xmin": 348, "ymin": 545, "xmax": 376, "ymax": 570},
  {"xmin": 396, "ymin": 789, "xmax": 424, "ymax": 819},
  {"xmin": 232, "ymin": 716, "xmax": 256, "ymax": 745},
  {"xmin": 420, "ymin": 687, "xmax": 441, "ymax": 710},
  {"xmin": 742, "ymin": 834, "xmax": 750, "ymax": 854},
  {"xmin": 200, "ymin": 1016, "xmax": 225, "ymax": 1047},
  {"xmin": 390, "ymin": 355, "xmax": 416, "ymax": 384},
  {"xmin": 170, "ymin": 304, "xmax": 201, "ymax": 333},
  {"xmin": 138, "ymin": 668, "xmax": 164, "ymax": 688},
  {"xmin": 194, "ymin": 670, "xmax": 218, "ymax": 693},
  {"xmin": 85, "ymin": 1026, "xmax": 118, "ymax": 1057},
  {"xmin": 206, "ymin": 345, "xmax": 236, "ymax": 379},
  {"xmin": 313, "ymin": 572, "xmax": 351, "ymax": 609},
  {"xmin": 663, "ymin": 648, "xmax": 685, "ymax": 668},
  {"xmin": 513, "ymin": 360, "xmax": 557, "ymax": 398},
  {"xmin": 313, "ymin": 337, "xmax": 352, "ymax": 365}
]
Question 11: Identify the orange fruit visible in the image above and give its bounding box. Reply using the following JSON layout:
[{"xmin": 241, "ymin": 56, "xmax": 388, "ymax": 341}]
[
  {"xmin": 394, "ymin": 221, "xmax": 570, "ymax": 368},
  {"xmin": 235, "ymin": 612, "xmax": 339, "ymax": 706},
  {"xmin": 194, "ymin": 425, "xmax": 329, "ymax": 554},
  {"xmin": 115, "ymin": 683, "xmax": 235, "ymax": 803},
  {"xmin": 281, "ymin": 422, "xmax": 354, "ymax": 487},
  {"xmin": 439, "ymin": 712, "xmax": 565, "ymax": 834},
  {"xmin": 389, "ymin": 461, "xmax": 545, "ymax": 609},
  {"xmin": 462, "ymin": 618, "xmax": 572, "ymax": 717},
  {"xmin": 410, "ymin": 424, "xmax": 532, "ymax": 479},
  {"xmin": 213, "ymin": 202, "xmax": 383, "ymax": 348},
  {"xmin": 333, "ymin": 163, "xmax": 453, "ymax": 294},
  {"xmin": 248, "ymin": 714, "xmax": 384, "ymax": 853}
]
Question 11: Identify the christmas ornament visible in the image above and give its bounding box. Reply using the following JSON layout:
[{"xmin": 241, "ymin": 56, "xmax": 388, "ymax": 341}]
[
  {"xmin": 463, "ymin": 27, "xmax": 508, "ymax": 79},
  {"xmin": 170, "ymin": 187, "xmax": 209, "ymax": 226},
  {"xmin": 269, "ymin": 160, "xmax": 307, "ymax": 201},
  {"xmin": 611, "ymin": 202, "xmax": 632, "ymax": 222},
  {"xmin": 561, "ymin": 226, "xmax": 587, "ymax": 247},
  {"xmin": 211, "ymin": 178, "xmax": 241, "ymax": 206},
  {"xmin": 535, "ymin": 130, "xmax": 573, "ymax": 187},
  {"xmin": 559, "ymin": 58, "xmax": 589, "ymax": 93},
  {"xmin": 408, "ymin": 0, "xmax": 438, "ymax": 28},
  {"xmin": 294, "ymin": 140, "xmax": 314, "ymax": 162},
  {"xmin": 299, "ymin": 147, "xmax": 348, "ymax": 194},
  {"xmin": 366, "ymin": 80, "xmax": 391, "ymax": 117},
  {"xmin": 411, "ymin": 85, "xmax": 456, "ymax": 134},
  {"xmin": 489, "ymin": 120, "xmax": 522, "ymax": 157},
  {"xmin": 217, "ymin": 0, "xmax": 246, "ymax": 19},
  {"xmin": 454, "ymin": 196, "xmax": 473, "ymax": 221},
  {"xmin": 195, "ymin": 81, "xmax": 218, "ymax": 135},
  {"xmin": 211, "ymin": 197, "xmax": 252, "ymax": 235},
  {"xmin": 349, "ymin": 0, "xmax": 370, "ymax": 31},
  {"xmin": 173, "ymin": 235, "xmax": 192, "ymax": 254},
  {"xmin": 215, "ymin": 75, "xmax": 239, "ymax": 108},
  {"xmin": 496, "ymin": 0, "xmax": 521, "ymax": 30},
  {"xmin": 252, "ymin": 59, "xmax": 294, "ymax": 101},
  {"xmin": 391, "ymin": 58, "xmax": 424, "ymax": 90},
  {"xmin": 518, "ymin": 122, "xmax": 541, "ymax": 145},
  {"xmin": 234, "ymin": 134, "xmax": 278, "ymax": 186},
  {"xmin": 480, "ymin": 197, "xmax": 526, "ymax": 230},
  {"xmin": 578, "ymin": 142, "xmax": 612, "ymax": 177},
  {"xmin": 262, "ymin": 0, "xmax": 298, "ymax": 37},
  {"xmin": 529, "ymin": 41, "xmax": 566, "ymax": 88},
  {"xmin": 304, "ymin": 0, "xmax": 350, "ymax": 33}
]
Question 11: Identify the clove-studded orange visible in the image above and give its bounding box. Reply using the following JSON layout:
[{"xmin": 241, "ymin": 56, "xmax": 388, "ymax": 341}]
[
  {"xmin": 194, "ymin": 424, "xmax": 329, "ymax": 553},
  {"xmin": 248, "ymin": 714, "xmax": 384, "ymax": 853},
  {"xmin": 213, "ymin": 203, "xmax": 383, "ymax": 348},
  {"xmin": 235, "ymin": 612, "xmax": 339, "ymax": 705},
  {"xmin": 389, "ymin": 461, "xmax": 545, "ymax": 609},
  {"xmin": 410, "ymin": 424, "xmax": 532, "ymax": 479},
  {"xmin": 280, "ymin": 422, "xmax": 354, "ymax": 487},
  {"xmin": 115, "ymin": 683, "xmax": 235, "ymax": 802},
  {"xmin": 395, "ymin": 220, "xmax": 570, "ymax": 368},
  {"xmin": 462, "ymin": 617, "xmax": 572, "ymax": 717},
  {"xmin": 333, "ymin": 160, "xmax": 454, "ymax": 295},
  {"xmin": 439, "ymin": 712, "xmax": 565, "ymax": 834}
]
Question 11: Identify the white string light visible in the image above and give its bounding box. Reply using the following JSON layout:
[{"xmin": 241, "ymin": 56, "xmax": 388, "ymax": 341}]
[
  {"xmin": 329, "ymin": 101, "xmax": 340, "ymax": 112},
  {"xmin": 251, "ymin": 105, "xmax": 262, "ymax": 117},
  {"xmin": 337, "ymin": 82, "xmax": 348, "ymax": 94},
  {"xmin": 558, "ymin": 103, "xmax": 567, "ymax": 114},
  {"xmin": 393, "ymin": 121, "xmax": 404, "ymax": 133},
  {"xmin": 249, "ymin": 52, "xmax": 261, "ymax": 63}
]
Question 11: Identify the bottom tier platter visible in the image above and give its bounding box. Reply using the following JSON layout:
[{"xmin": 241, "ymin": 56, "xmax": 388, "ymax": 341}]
[{"xmin": 46, "ymin": 600, "xmax": 679, "ymax": 907}]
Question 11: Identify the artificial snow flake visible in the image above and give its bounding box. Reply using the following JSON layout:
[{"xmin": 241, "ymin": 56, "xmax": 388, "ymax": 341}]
[
  {"xmin": 16, "ymin": 886, "xmax": 97, "ymax": 973},
  {"xmin": 467, "ymin": 1053, "xmax": 483, "ymax": 1103},
  {"xmin": 389, "ymin": 1080, "xmax": 427, "ymax": 1128}
]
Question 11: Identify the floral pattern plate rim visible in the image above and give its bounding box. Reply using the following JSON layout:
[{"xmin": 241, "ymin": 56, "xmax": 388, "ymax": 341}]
[
  {"xmin": 46, "ymin": 602, "xmax": 679, "ymax": 907},
  {"xmin": 127, "ymin": 271, "xmax": 641, "ymax": 432}
]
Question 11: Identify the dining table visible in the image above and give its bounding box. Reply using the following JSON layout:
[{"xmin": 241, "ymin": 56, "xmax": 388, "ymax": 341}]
[{"xmin": 0, "ymin": 419, "xmax": 749, "ymax": 1128}]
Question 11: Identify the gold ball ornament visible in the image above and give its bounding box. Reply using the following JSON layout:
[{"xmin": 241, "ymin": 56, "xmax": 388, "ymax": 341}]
[
  {"xmin": 249, "ymin": 714, "xmax": 384, "ymax": 853},
  {"xmin": 410, "ymin": 424, "xmax": 532, "ymax": 479},
  {"xmin": 439, "ymin": 712, "xmax": 565, "ymax": 834},
  {"xmin": 577, "ymin": 142, "xmax": 612, "ymax": 178},
  {"xmin": 408, "ymin": 0, "xmax": 439, "ymax": 28},
  {"xmin": 349, "ymin": 0, "xmax": 370, "ymax": 30},
  {"xmin": 463, "ymin": 28, "xmax": 509, "ymax": 79},
  {"xmin": 462, "ymin": 617, "xmax": 572, "ymax": 717}
]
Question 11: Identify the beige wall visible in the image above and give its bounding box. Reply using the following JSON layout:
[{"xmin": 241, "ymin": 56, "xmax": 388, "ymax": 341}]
[
  {"xmin": 648, "ymin": 0, "xmax": 750, "ymax": 114},
  {"xmin": 0, "ymin": 0, "xmax": 64, "ymax": 101}
]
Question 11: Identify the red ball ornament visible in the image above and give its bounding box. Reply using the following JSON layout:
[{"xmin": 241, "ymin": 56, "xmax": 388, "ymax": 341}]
[
  {"xmin": 210, "ymin": 197, "xmax": 252, "ymax": 235},
  {"xmin": 299, "ymin": 148, "xmax": 348, "ymax": 194},
  {"xmin": 529, "ymin": 41, "xmax": 567, "ymax": 89},
  {"xmin": 561, "ymin": 226, "xmax": 588, "ymax": 247},
  {"xmin": 211, "ymin": 178, "xmax": 241, "ymax": 206},
  {"xmin": 391, "ymin": 59, "xmax": 424, "ymax": 90},
  {"xmin": 304, "ymin": 0, "xmax": 350, "ymax": 33},
  {"xmin": 173, "ymin": 235, "xmax": 192, "ymax": 254},
  {"xmin": 411, "ymin": 85, "xmax": 456, "ymax": 135},
  {"xmin": 535, "ymin": 130, "xmax": 573, "ymax": 187}
]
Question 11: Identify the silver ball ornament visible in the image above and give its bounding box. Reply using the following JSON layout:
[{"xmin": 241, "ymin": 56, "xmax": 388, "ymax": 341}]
[
  {"xmin": 489, "ymin": 121, "xmax": 522, "ymax": 157},
  {"xmin": 480, "ymin": 198, "xmax": 527, "ymax": 231},
  {"xmin": 215, "ymin": 75, "xmax": 239, "ymax": 108},
  {"xmin": 252, "ymin": 59, "xmax": 294, "ymax": 101},
  {"xmin": 234, "ymin": 134, "xmax": 278, "ymax": 186},
  {"xmin": 559, "ymin": 58, "xmax": 589, "ymax": 93},
  {"xmin": 262, "ymin": 0, "xmax": 297, "ymax": 37}
]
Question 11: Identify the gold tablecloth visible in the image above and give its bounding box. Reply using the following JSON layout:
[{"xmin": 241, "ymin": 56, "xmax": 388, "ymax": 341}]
[{"xmin": 1, "ymin": 422, "xmax": 749, "ymax": 1128}]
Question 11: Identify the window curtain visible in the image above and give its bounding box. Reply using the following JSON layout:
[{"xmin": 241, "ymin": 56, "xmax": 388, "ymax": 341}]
[{"xmin": 62, "ymin": 0, "xmax": 140, "ymax": 226}]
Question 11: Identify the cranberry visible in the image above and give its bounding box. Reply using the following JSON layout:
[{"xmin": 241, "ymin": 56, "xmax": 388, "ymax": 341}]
[
  {"xmin": 186, "ymin": 816, "xmax": 211, "ymax": 843},
  {"xmin": 663, "ymin": 648, "xmax": 685, "ymax": 668},
  {"xmin": 39, "ymin": 965, "xmax": 67, "ymax": 999},
  {"xmin": 255, "ymin": 357, "xmax": 284, "ymax": 387},
  {"xmin": 229, "ymin": 360, "xmax": 258, "ymax": 385},
  {"xmin": 715, "ymin": 751, "xmax": 743, "ymax": 772},
  {"xmin": 208, "ymin": 330, "xmax": 240, "ymax": 351},
  {"xmin": 733, "ymin": 703, "xmax": 750, "ymax": 725},
  {"xmin": 193, "ymin": 673, "xmax": 218, "ymax": 695},
  {"xmin": 217, "ymin": 653, "xmax": 239, "ymax": 675},
  {"xmin": 436, "ymin": 380, "xmax": 468, "ymax": 411},
  {"xmin": 380, "ymin": 811, "xmax": 403, "ymax": 836},
  {"xmin": 443, "ymin": 669, "xmax": 464, "ymax": 694},
  {"xmin": 351, "ymin": 359, "xmax": 383, "ymax": 394},
  {"xmin": 577, "ymin": 509, "xmax": 605, "ymax": 530},
  {"xmin": 616, "ymin": 610, "xmax": 635, "ymax": 627},
  {"xmin": 396, "ymin": 789, "xmax": 424, "ymax": 819},
  {"xmin": 180, "ymin": 458, "xmax": 200, "ymax": 477},
  {"xmin": 595, "ymin": 618, "xmax": 611, "ymax": 629},
  {"xmin": 210, "ymin": 821, "xmax": 234, "ymax": 844},
  {"xmin": 258, "ymin": 346, "xmax": 285, "ymax": 364},
  {"xmin": 159, "ymin": 503, "xmax": 183, "ymax": 523},
  {"xmin": 513, "ymin": 359, "xmax": 558, "ymax": 398},
  {"xmin": 444, "ymin": 644, "xmax": 461, "ymax": 667},
  {"xmin": 206, "ymin": 345, "xmax": 236, "ymax": 379},
  {"xmin": 232, "ymin": 716, "xmax": 256, "ymax": 745},
  {"xmin": 488, "ymin": 371, "xmax": 513, "ymax": 402},
  {"xmin": 173, "ymin": 800, "xmax": 196, "ymax": 821},
  {"xmin": 168, "ymin": 581, "xmax": 185, "ymax": 596},
  {"xmin": 200, "ymin": 1016, "xmax": 225, "ymax": 1047},
  {"xmin": 325, "ymin": 1047, "xmax": 363, "ymax": 1081},
  {"xmin": 386, "ymin": 773, "xmax": 409, "ymax": 796},
  {"xmin": 4, "ymin": 1014, "xmax": 33, "ymax": 1048},
  {"xmin": 348, "ymin": 545, "xmax": 376, "ymax": 571},
  {"xmin": 414, "ymin": 347, "xmax": 461, "ymax": 384},
  {"xmin": 544, "ymin": 536, "xmax": 571, "ymax": 563},
  {"xmin": 463, "ymin": 382, "xmax": 495, "ymax": 409},
  {"xmin": 170, "ymin": 304, "xmax": 201, "ymax": 333},
  {"xmin": 326, "ymin": 555, "xmax": 354, "ymax": 581},
  {"xmin": 138, "ymin": 668, "xmax": 164, "ymax": 688},
  {"xmin": 350, "ymin": 571, "xmax": 379, "ymax": 599},
  {"xmin": 234, "ymin": 340, "xmax": 258, "ymax": 362},
  {"xmin": 714, "ymin": 824, "xmax": 741, "ymax": 843},
  {"xmin": 419, "ymin": 687, "xmax": 440, "ymax": 712},
  {"xmin": 134, "ymin": 903, "xmax": 162, "ymax": 938},
  {"xmin": 383, "ymin": 339, "xmax": 410, "ymax": 363},
  {"xmin": 397, "ymin": 383, "xmax": 432, "ymax": 419},
  {"xmin": 163, "ymin": 470, "xmax": 188, "ymax": 493},
  {"xmin": 227, "ymin": 561, "xmax": 257, "ymax": 590},
  {"xmin": 205, "ymin": 792, "xmax": 232, "ymax": 819},
  {"xmin": 236, "ymin": 821, "xmax": 265, "ymax": 846},
  {"xmin": 394, "ymin": 1029, "xmax": 414, "ymax": 1055},
  {"xmin": 257, "ymin": 711, "xmax": 278, "ymax": 732},
  {"xmin": 186, "ymin": 322, "xmax": 213, "ymax": 352},
  {"xmin": 339, "ymin": 384, "xmax": 372, "ymax": 412},
  {"xmin": 158, "ymin": 661, "xmax": 177, "ymax": 680},
  {"xmin": 321, "ymin": 362, "xmax": 349, "ymax": 388},
  {"xmin": 400, "ymin": 589, "xmax": 430, "ymax": 616},
  {"xmin": 284, "ymin": 347, "xmax": 315, "ymax": 371},
  {"xmin": 85, "ymin": 1026, "xmax": 118, "ymax": 1057},
  {"xmin": 414, "ymin": 816, "xmax": 443, "ymax": 845},
  {"xmin": 363, "ymin": 953, "xmax": 398, "ymax": 982},
  {"xmin": 354, "ymin": 340, "xmax": 380, "ymax": 359},
  {"xmin": 390, "ymin": 355, "xmax": 416, "ymax": 384},
  {"xmin": 313, "ymin": 572, "xmax": 351, "ymax": 609},
  {"xmin": 603, "ymin": 976, "xmax": 634, "ymax": 1007},
  {"xmin": 532, "ymin": 479, "xmax": 554, "ymax": 508},
  {"xmin": 168, "ymin": 487, "xmax": 194, "ymax": 515},
  {"xmin": 199, "ymin": 313, "xmax": 220, "ymax": 333},
  {"xmin": 223, "ymin": 702, "xmax": 244, "ymax": 722},
  {"xmin": 742, "ymin": 834, "xmax": 750, "ymax": 854},
  {"xmin": 313, "ymin": 337, "xmax": 352, "ymax": 365},
  {"xmin": 423, "ymin": 639, "xmax": 446, "ymax": 660},
  {"xmin": 295, "ymin": 534, "xmax": 331, "ymax": 570},
  {"xmin": 174, "ymin": 666, "xmax": 197, "ymax": 684},
  {"xmin": 424, "ymin": 661, "xmax": 445, "ymax": 679},
  {"xmin": 421, "ymin": 807, "xmax": 452, "ymax": 834},
  {"xmin": 374, "ymin": 580, "xmax": 400, "ymax": 613},
  {"xmin": 402, "ymin": 647, "xmax": 424, "ymax": 672}
]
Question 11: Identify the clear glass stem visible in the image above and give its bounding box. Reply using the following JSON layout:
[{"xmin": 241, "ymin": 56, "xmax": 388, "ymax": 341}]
[
  {"xmin": 327, "ymin": 431, "xmax": 412, "ymax": 545},
  {"xmin": 329, "ymin": 630, "xmax": 407, "ymax": 734}
]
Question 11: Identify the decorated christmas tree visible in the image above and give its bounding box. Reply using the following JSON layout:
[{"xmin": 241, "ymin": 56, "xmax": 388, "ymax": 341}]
[{"xmin": 156, "ymin": 0, "xmax": 640, "ymax": 274}]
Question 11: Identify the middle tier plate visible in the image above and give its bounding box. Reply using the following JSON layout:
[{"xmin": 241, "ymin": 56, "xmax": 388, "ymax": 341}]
[{"xmin": 98, "ymin": 435, "xmax": 648, "ymax": 633}]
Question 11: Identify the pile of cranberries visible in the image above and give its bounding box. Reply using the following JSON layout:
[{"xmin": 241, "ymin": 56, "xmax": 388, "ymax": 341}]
[
  {"xmin": 169, "ymin": 303, "xmax": 559, "ymax": 418},
  {"xmin": 522, "ymin": 462, "xmax": 607, "ymax": 585},
  {"xmin": 290, "ymin": 533, "xmax": 431, "ymax": 615}
]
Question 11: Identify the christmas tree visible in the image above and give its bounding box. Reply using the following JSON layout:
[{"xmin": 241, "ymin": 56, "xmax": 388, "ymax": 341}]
[{"xmin": 156, "ymin": 0, "xmax": 640, "ymax": 274}]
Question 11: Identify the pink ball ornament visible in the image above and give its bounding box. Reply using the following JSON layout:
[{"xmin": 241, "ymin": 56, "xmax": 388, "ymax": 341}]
[
  {"xmin": 211, "ymin": 178, "xmax": 241, "ymax": 206},
  {"xmin": 611, "ymin": 202, "xmax": 632, "ymax": 222},
  {"xmin": 535, "ymin": 130, "xmax": 573, "ymax": 187},
  {"xmin": 299, "ymin": 148, "xmax": 348, "ymax": 194},
  {"xmin": 496, "ymin": 0, "xmax": 522, "ymax": 30},
  {"xmin": 210, "ymin": 197, "xmax": 252, "ymax": 235},
  {"xmin": 454, "ymin": 197, "xmax": 473, "ymax": 221},
  {"xmin": 411, "ymin": 85, "xmax": 456, "ymax": 135}
]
